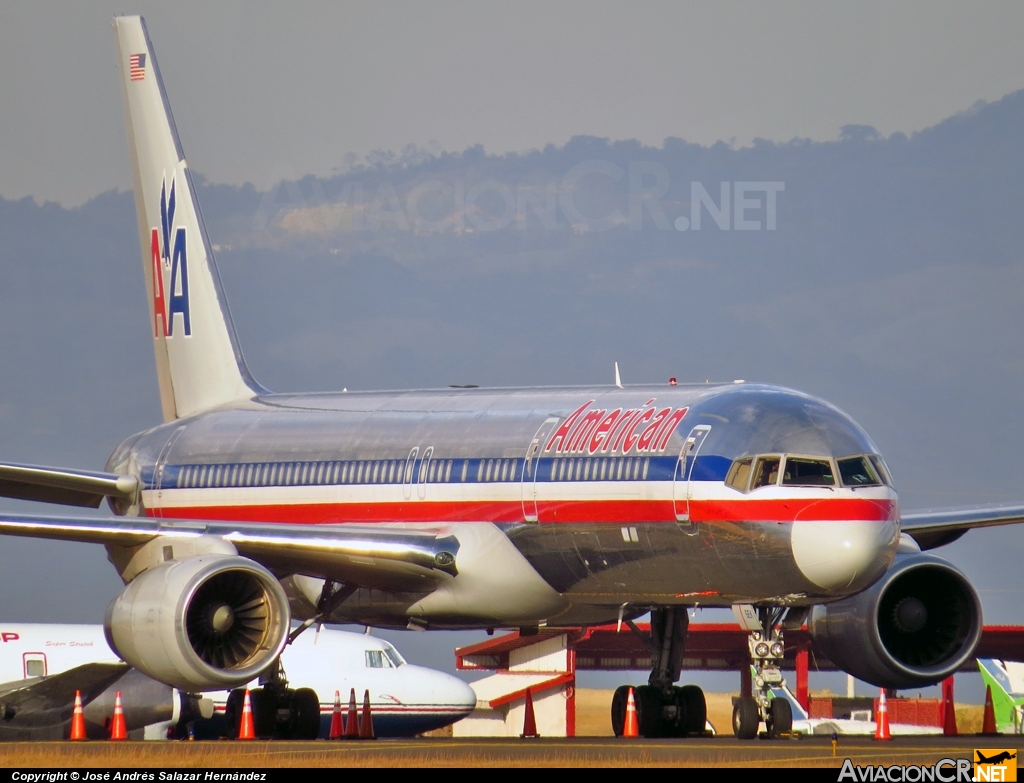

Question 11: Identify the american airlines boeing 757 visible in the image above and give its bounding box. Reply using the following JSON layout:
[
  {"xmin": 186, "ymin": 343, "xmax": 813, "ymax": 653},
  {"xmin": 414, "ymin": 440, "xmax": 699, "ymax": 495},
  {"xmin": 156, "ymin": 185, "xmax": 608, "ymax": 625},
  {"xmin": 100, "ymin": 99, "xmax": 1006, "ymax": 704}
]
[{"xmin": 1, "ymin": 15, "xmax": 1022, "ymax": 739}]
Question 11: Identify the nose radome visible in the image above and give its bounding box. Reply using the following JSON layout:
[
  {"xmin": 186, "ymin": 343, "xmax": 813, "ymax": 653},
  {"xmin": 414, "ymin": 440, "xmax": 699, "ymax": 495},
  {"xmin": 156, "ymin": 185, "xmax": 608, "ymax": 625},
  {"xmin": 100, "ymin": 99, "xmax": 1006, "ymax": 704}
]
[
  {"xmin": 407, "ymin": 665, "xmax": 477, "ymax": 712},
  {"xmin": 791, "ymin": 519, "xmax": 897, "ymax": 592}
]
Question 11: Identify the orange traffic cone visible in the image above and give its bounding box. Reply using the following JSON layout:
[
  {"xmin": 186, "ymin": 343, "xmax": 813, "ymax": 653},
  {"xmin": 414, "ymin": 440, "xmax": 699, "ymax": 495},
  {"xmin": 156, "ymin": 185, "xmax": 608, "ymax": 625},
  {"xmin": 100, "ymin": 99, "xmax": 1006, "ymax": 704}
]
[
  {"xmin": 873, "ymin": 689, "xmax": 891, "ymax": 741},
  {"xmin": 344, "ymin": 688, "xmax": 359, "ymax": 738},
  {"xmin": 69, "ymin": 690, "xmax": 87, "ymax": 741},
  {"xmin": 109, "ymin": 691, "xmax": 127, "ymax": 740},
  {"xmin": 942, "ymin": 677, "xmax": 958, "ymax": 737},
  {"xmin": 981, "ymin": 685, "xmax": 998, "ymax": 735},
  {"xmin": 329, "ymin": 690, "xmax": 343, "ymax": 739},
  {"xmin": 238, "ymin": 689, "xmax": 255, "ymax": 740},
  {"xmin": 358, "ymin": 689, "xmax": 375, "ymax": 740},
  {"xmin": 521, "ymin": 688, "xmax": 539, "ymax": 738},
  {"xmin": 622, "ymin": 686, "xmax": 639, "ymax": 737}
]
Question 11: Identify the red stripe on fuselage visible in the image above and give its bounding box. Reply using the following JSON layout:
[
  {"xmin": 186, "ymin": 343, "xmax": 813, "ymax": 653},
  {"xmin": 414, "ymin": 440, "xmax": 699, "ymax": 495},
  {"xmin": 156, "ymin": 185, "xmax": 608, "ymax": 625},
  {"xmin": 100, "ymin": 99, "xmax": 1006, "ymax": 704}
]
[{"xmin": 150, "ymin": 496, "xmax": 893, "ymax": 524}]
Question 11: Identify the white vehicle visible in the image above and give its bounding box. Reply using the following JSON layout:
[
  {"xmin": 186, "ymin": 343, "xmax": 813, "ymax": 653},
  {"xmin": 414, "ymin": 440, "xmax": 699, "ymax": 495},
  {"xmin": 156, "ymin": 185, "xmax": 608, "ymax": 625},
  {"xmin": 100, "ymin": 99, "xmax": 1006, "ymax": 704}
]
[{"xmin": 0, "ymin": 624, "xmax": 474, "ymax": 739}]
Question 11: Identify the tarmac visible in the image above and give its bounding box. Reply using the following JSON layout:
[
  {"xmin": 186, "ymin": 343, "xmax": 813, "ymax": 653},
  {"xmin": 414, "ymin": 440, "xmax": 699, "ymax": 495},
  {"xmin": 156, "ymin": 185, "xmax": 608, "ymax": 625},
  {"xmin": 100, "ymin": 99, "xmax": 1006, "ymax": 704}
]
[{"xmin": 0, "ymin": 736, "xmax": 1021, "ymax": 767}]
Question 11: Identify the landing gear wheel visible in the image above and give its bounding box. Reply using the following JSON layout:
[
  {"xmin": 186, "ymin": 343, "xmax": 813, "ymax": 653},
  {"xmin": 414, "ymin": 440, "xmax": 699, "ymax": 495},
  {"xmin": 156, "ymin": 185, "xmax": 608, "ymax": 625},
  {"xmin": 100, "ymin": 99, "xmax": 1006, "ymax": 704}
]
[
  {"xmin": 678, "ymin": 685, "xmax": 707, "ymax": 736},
  {"xmin": 634, "ymin": 685, "xmax": 665, "ymax": 738},
  {"xmin": 248, "ymin": 688, "xmax": 278, "ymax": 739},
  {"xmin": 224, "ymin": 689, "xmax": 244, "ymax": 738},
  {"xmin": 610, "ymin": 685, "xmax": 631, "ymax": 737},
  {"xmin": 288, "ymin": 688, "xmax": 322, "ymax": 740},
  {"xmin": 767, "ymin": 698, "xmax": 792, "ymax": 739},
  {"xmin": 732, "ymin": 696, "xmax": 759, "ymax": 740}
]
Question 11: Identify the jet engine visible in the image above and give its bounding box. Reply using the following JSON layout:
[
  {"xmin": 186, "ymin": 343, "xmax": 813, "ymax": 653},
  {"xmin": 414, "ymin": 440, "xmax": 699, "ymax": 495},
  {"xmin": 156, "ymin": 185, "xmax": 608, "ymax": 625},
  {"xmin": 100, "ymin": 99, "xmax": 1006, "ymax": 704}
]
[
  {"xmin": 105, "ymin": 554, "xmax": 290, "ymax": 692},
  {"xmin": 809, "ymin": 553, "xmax": 982, "ymax": 689}
]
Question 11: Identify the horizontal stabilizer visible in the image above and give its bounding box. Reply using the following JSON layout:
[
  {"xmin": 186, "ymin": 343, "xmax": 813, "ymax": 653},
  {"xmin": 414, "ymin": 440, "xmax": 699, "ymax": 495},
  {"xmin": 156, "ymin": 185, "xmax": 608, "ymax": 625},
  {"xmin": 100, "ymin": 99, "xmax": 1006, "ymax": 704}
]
[
  {"xmin": 0, "ymin": 462, "xmax": 138, "ymax": 509},
  {"xmin": 901, "ymin": 504, "xmax": 1024, "ymax": 550}
]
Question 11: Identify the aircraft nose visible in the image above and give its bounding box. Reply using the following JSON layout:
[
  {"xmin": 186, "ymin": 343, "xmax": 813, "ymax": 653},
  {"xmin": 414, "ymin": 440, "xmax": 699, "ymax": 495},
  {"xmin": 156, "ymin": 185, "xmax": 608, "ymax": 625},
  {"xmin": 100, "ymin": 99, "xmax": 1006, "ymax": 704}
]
[
  {"xmin": 791, "ymin": 517, "xmax": 898, "ymax": 592},
  {"xmin": 407, "ymin": 665, "xmax": 477, "ymax": 715}
]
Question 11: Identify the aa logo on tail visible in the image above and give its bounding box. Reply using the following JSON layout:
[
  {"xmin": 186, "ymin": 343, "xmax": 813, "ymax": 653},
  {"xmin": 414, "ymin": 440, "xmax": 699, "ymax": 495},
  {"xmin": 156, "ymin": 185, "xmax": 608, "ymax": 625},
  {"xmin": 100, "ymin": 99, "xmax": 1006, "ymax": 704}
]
[{"xmin": 150, "ymin": 176, "xmax": 191, "ymax": 337}]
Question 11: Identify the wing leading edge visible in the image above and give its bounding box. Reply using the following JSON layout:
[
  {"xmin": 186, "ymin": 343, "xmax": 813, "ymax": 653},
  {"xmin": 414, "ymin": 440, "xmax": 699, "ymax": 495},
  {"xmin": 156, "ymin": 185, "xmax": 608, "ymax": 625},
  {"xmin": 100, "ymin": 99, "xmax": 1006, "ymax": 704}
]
[
  {"xmin": 0, "ymin": 512, "xmax": 459, "ymax": 592},
  {"xmin": 901, "ymin": 504, "xmax": 1024, "ymax": 550}
]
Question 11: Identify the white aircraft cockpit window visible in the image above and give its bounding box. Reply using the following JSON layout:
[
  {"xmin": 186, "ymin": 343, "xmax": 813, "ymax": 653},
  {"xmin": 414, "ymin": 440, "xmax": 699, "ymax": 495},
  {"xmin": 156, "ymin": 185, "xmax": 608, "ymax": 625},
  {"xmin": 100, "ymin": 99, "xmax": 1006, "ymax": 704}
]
[
  {"xmin": 725, "ymin": 457, "xmax": 753, "ymax": 492},
  {"xmin": 782, "ymin": 457, "xmax": 836, "ymax": 486},
  {"xmin": 838, "ymin": 456, "xmax": 881, "ymax": 487},
  {"xmin": 752, "ymin": 456, "xmax": 781, "ymax": 488},
  {"xmin": 365, "ymin": 649, "xmax": 396, "ymax": 668},
  {"xmin": 383, "ymin": 643, "xmax": 405, "ymax": 667}
]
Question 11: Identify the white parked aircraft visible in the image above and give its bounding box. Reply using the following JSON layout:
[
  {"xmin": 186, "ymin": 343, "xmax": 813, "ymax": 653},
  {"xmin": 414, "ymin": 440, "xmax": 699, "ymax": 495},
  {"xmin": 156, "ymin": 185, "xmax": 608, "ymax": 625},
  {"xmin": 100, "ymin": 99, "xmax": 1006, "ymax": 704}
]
[{"xmin": 0, "ymin": 624, "xmax": 474, "ymax": 739}]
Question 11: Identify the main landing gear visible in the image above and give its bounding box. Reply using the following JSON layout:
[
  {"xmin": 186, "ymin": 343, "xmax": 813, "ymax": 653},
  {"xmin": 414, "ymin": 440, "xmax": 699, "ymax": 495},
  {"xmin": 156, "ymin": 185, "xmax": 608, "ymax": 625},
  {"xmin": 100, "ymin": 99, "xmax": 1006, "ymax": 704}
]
[
  {"xmin": 732, "ymin": 606, "xmax": 794, "ymax": 740},
  {"xmin": 224, "ymin": 580, "xmax": 354, "ymax": 740},
  {"xmin": 610, "ymin": 608, "xmax": 707, "ymax": 738},
  {"xmin": 224, "ymin": 658, "xmax": 321, "ymax": 740}
]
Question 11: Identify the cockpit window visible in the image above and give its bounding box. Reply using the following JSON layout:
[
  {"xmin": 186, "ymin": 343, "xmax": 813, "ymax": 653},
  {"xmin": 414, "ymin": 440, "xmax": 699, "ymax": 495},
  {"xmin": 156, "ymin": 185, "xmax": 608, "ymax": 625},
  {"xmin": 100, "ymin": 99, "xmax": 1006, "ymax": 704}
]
[
  {"xmin": 869, "ymin": 455, "xmax": 893, "ymax": 487},
  {"xmin": 838, "ymin": 456, "xmax": 880, "ymax": 487},
  {"xmin": 365, "ymin": 649, "xmax": 394, "ymax": 668},
  {"xmin": 782, "ymin": 457, "xmax": 835, "ymax": 486},
  {"xmin": 382, "ymin": 643, "xmax": 404, "ymax": 667},
  {"xmin": 725, "ymin": 457, "xmax": 753, "ymax": 492},
  {"xmin": 751, "ymin": 456, "xmax": 781, "ymax": 489}
]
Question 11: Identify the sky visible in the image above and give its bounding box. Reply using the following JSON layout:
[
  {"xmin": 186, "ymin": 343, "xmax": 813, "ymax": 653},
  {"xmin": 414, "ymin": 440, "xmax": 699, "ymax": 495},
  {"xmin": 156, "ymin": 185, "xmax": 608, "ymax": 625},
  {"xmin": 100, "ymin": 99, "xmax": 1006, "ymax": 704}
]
[
  {"xmin": 1, "ymin": 1, "xmax": 1024, "ymax": 704},
  {"xmin": 3, "ymin": 1, "xmax": 1024, "ymax": 205}
]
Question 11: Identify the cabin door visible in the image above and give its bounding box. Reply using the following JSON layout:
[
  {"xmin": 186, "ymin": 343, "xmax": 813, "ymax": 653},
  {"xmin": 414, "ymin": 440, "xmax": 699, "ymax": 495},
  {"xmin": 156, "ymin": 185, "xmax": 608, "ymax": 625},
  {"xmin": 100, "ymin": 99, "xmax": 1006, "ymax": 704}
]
[
  {"xmin": 522, "ymin": 417, "xmax": 560, "ymax": 523},
  {"xmin": 673, "ymin": 425, "xmax": 711, "ymax": 527}
]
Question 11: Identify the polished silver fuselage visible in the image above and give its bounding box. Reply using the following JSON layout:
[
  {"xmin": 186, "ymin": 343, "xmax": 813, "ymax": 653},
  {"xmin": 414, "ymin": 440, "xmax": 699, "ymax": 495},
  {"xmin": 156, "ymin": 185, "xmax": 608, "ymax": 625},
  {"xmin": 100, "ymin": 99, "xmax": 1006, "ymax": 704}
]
[{"xmin": 106, "ymin": 382, "xmax": 900, "ymax": 628}]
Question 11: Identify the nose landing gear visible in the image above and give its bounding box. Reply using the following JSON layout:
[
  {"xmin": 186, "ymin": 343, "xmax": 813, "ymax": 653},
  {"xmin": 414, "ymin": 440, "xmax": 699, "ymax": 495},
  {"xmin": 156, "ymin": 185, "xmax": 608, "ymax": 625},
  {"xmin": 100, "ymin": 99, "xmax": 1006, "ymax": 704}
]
[
  {"xmin": 732, "ymin": 606, "xmax": 798, "ymax": 740},
  {"xmin": 609, "ymin": 607, "xmax": 708, "ymax": 738}
]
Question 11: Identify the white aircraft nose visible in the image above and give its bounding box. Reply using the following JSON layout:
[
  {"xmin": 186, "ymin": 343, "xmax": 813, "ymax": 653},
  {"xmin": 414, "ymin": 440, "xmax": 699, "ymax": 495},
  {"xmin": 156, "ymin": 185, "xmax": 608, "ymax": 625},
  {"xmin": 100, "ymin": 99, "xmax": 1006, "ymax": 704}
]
[
  {"xmin": 405, "ymin": 665, "xmax": 477, "ymax": 714},
  {"xmin": 791, "ymin": 518, "xmax": 897, "ymax": 592}
]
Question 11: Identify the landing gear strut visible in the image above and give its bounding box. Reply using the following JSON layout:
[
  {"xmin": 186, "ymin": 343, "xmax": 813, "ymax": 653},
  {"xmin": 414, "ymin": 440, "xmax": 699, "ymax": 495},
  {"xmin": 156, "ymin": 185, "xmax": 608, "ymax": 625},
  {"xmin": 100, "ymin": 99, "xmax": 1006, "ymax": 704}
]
[
  {"xmin": 732, "ymin": 606, "xmax": 794, "ymax": 740},
  {"xmin": 610, "ymin": 607, "xmax": 707, "ymax": 738}
]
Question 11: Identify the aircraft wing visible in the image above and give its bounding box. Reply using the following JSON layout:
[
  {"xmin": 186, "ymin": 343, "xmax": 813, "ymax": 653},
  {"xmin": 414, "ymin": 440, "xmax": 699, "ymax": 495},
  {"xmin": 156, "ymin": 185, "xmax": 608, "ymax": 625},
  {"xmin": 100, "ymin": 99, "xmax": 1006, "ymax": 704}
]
[
  {"xmin": 0, "ymin": 512, "xmax": 459, "ymax": 591},
  {"xmin": 0, "ymin": 462, "xmax": 138, "ymax": 508},
  {"xmin": 0, "ymin": 662, "xmax": 129, "ymax": 730},
  {"xmin": 901, "ymin": 504, "xmax": 1024, "ymax": 550}
]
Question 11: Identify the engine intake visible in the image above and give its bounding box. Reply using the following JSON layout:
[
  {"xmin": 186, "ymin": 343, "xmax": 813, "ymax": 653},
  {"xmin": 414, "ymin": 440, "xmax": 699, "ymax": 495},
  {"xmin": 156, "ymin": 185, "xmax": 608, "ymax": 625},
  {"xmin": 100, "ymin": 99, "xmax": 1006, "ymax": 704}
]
[
  {"xmin": 105, "ymin": 554, "xmax": 289, "ymax": 692},
  {"xmin": 809, "ymin": 553, "xmax": 982, "ymax": 688}
]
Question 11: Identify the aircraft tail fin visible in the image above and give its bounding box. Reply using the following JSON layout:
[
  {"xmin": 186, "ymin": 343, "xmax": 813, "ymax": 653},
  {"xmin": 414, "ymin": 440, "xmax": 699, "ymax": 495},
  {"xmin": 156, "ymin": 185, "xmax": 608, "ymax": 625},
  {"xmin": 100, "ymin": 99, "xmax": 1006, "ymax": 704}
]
[
  {"xmin": 113, "ymin": 16, "xmax": 264, "ymax": 421},
  {"xmin": 977, "ymin": 659, "xmax": 1024, "ymax": 734}
]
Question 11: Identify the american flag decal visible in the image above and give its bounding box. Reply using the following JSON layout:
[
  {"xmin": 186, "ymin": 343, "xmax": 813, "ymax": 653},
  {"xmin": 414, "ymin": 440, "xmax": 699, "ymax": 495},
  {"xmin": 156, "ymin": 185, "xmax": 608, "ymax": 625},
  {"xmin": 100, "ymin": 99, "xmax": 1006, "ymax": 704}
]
[{"xmin": 129, "ymin": 53, "xmax": 146, "ymax": 81}]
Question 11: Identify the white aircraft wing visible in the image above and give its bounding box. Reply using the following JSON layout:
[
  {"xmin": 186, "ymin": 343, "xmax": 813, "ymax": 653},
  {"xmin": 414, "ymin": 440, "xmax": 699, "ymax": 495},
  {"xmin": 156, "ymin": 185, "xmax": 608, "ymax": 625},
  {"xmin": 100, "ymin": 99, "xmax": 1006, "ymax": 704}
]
[
  {"xmin": 0, "ymin": 462, "xmax": 138, "ymax": 509},
  {"xmin": 0, "ymin": 512, "xmax": 459, "ymax": 591},
  {"xmin": 901, "ymin": 504, "xmax": 1024, "ymax": 550}
]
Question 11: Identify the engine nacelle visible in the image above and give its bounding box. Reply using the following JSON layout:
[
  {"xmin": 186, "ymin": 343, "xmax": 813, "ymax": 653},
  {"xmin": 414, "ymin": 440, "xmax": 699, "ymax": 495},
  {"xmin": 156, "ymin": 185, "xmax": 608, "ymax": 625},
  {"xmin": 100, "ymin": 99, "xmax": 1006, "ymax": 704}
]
[
  {"xmin": 105, "ymin": 554, "xmax": 290, "ymax": 692},
  {"xmin": 809, "ymin": 553, "xmax": 982, "ymax": 689}
]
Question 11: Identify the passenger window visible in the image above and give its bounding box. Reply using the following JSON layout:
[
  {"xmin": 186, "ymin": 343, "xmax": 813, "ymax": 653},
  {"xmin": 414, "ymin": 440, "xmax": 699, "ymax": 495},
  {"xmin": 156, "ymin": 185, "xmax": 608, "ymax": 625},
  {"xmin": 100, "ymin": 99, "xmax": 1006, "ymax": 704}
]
[
  {"xmin": 752, "ymin": 456, "xmax": 781, "ymax": 488},
  {"xmin": 461, "ymin": 461, "xmax": 469, "ymax": 482},
  {"xmin": 782, "ymin": 457, "xmax": 835, "ymax": 486},
  {"xmin": 643, "ymin": 458, "xmax": 649, "ymax": 479},
  {"xmin": 725, "ymin": 458, "xmax": 753, "ymax": 492},
  {"xmin": 616, "ymin": 459, "xmax": 624, "ymax": 480},
  {"xmin": 476, "ymin": 460, "xmax": 484, "ymax": 482},
  {"xmin": 446, "ymin": 460, "xmax": 453, "ymax": 482},
  {"xmin": 24, "ymin": 654, "xmax": 46, "ymax": 678},
  {"xmin": 838, "ymin": 456, "xmax": 880, "ymax": 487}
]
